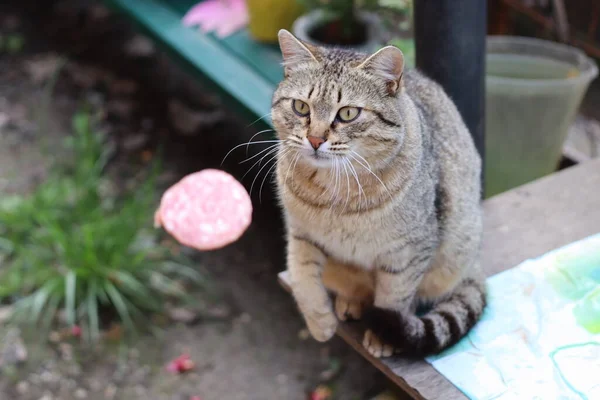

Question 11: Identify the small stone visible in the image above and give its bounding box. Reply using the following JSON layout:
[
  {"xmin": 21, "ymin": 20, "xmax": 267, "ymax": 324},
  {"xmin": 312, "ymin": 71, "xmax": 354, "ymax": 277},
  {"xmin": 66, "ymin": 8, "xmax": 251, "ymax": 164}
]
[
  {"xmin": 121, "ymin": 133, "xmax": 147, "ymax": 152},
  {"xmin": 129, "ymin": 348, "xmax": 140, "ymax": 359},
  {"xmin": 134, "ymin": 385, "xmax": 146, "ymax": 396},
  {"xmin": 0, "ymin": 305, "xmax": 12, "ymax": 324},
  {"xmin": 107, "ymin": 99, "xmax": 135, "ymax": 120},
  {"xmin": 74, "ymin": 388, "xmax": 87, "ymax": 399},
  {"xmin": 85, "ymin": 91, "xmax": 105, "ymax": 108},
  {"xmin": 239, "ymin": 313, "xmax": 252, "ymax": 324},
  {"xmin": 319, "ymin": 359, "xmax": 341, "ymax": 382},
  {"xmin": 40, "ymin": 370, "xmax": 54, "ymax": 383},
  {"xmin": 167, "ymin": 99, "xmax": 223, "ymax": 136},
  {"xmin": 38, "ymin": 391, "xmax": 53, "ymax": 400},
  {"xmin": 298, "ymin": 329, "xmax": 311, "ymax": 341},
  {"xmin": 124, "ymin": 35, "xmax": 155, "ymax": 57},
  {"xmin": 59, "ymin": 343, "xmax": 73, "ymax": 361},
  {"xmin": 109, "ymin": 79, "xmax": 138, "ymax": 95},
  {"xmin": 104, "ymin": 384, "xmax": 117, "ymax": 399},
  {"xmin": 0, "ymin": 113, "xmax": 9, "ymax": 130},
  {"xmin": 48, "ymin": 331, "xmax": 61, "ymax": 343},
  {"xmin": 64, "ymin": 379, "xmax": 77, "ymax": 390},
  {"xmin": 89, "ymin": 379, "xmax": 102, "ymax": 392},
  {"xmin": 4, "ymin": 15, "xmax": 21, "ymax": 30},
  {"xmin": 168, "ymin": 307, "xmax": 198, "ymax": 324},
  {"xmin": 25, "ymin": 53, "xmax": 62, "ymax": 83},
  {"xmin": 68, "ymin": 364, "xmax": 82, "ymax": 376},
  {"xmin": 206, "ymin": 304, "xmax": 231, "ymax": 319},
  {"xmin": 16, "ymin": 381, "xmax": 29, "ymax": 394},
  {"xmin": 141, "ymin": 118, "xmax": 154, "ymax": 131},
  {"xmin": 67, "ymin": 63, "xmax": 110, "ymax": 89},
  {"xmin": 0, "ymin": 328, "xmax": 27, "ymax": 368},
  {"xmin": 29, "ymin": 374, "xmax": 41, "ymax": 385},
  {"xmin": 131, "ymin": 366, "xmax": 149, "ymax": 383},
  {"xmin": 89, "ymin": 4, "xmax": 111, "ymax": 20}
]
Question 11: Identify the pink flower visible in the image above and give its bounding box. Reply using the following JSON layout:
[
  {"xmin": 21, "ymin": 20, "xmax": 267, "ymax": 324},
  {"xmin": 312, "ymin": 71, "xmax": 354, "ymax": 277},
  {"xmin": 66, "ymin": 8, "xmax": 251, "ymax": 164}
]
[
  {"xmin": 71, "ymin": 325, "xmax": 82, "ymax": 337},
  {"xmin": 166, "ymin": 354, "xmax": 196, "ymax": 374},
  {"xmin": 182, "ymin": 0, "xmax": 248, "ymax": 38},
  {"xmin": 190, "ymin": 397, "xmax": 202, "ymax": 400}
]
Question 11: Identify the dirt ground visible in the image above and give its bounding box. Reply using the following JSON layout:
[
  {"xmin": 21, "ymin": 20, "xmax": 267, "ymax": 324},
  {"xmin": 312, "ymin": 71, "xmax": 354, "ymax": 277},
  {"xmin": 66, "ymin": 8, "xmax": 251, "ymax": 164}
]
[{"xmin": 0, "ymin": 1, "xmax": 392, "ymax": 399}]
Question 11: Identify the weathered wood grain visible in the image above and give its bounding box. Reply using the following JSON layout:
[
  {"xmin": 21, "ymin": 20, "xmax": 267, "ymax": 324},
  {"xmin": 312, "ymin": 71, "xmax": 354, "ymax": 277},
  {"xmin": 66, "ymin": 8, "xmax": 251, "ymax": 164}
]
[{"xmin": 279, "ymin": 159, "xmax": 600, "ymax": 399}]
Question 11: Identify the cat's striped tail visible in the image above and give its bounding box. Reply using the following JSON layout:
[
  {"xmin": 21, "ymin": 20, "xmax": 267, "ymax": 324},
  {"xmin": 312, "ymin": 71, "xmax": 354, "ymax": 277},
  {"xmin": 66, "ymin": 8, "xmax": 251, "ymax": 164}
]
[{"xmin": 363, "ymin": 278, "xmax": 486, "ymax": 356}]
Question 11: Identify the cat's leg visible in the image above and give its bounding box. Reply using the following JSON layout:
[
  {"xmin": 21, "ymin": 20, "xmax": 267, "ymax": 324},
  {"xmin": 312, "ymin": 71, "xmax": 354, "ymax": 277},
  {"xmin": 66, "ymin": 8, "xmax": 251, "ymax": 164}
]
[
  {"xmin": 334, "ymin": 296, "xmax": 364, "ymax": 321},
  {"xmin": 287, "ymin": 234, "xmax": 337, "ymax": 342},
  {"xmin": 322, "ymin": 260, "xmax": 374, "ymax": 321},
  {"xmin": 363, "ymin": 248, "xmax": 434, "ymax": 358}
]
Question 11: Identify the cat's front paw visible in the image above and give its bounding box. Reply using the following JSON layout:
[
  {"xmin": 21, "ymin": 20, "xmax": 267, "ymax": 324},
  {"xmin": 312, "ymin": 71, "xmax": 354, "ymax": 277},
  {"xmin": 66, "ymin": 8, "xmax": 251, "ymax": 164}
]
[
  {"xmin": 304, "ymin": 307, "xmax": 338, "ymax": 342},
  {"xmin": 362, "ymin": 329, "xmax": 395, "ymax": 358},
  {"xmin": 335, "ymin": 296, "xmax": 364, "ymax": 321}
]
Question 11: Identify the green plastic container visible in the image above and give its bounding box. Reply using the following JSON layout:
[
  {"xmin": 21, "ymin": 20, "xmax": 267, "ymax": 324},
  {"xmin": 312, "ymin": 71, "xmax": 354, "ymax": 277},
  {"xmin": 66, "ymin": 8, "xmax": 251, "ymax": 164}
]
[{"xmin": 485, "ymin": 36, "xmax": 598, "ymax": 197}]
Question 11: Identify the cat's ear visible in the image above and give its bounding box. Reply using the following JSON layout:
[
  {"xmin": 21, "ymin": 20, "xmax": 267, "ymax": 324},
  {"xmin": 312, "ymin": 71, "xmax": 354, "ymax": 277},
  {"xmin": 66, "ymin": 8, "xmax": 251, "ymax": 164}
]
[
  {"xmin": 278, "ymin": 29, "xmax": 319, "ymax": 76},
  {"xmin": 358, "ymin": 46, "xmax": 404, "ymax": 95}
]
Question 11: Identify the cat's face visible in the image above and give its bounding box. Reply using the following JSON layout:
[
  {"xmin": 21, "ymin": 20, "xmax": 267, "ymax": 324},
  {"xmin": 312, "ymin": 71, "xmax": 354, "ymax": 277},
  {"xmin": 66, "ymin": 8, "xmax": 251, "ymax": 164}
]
[{"xmin": 272, "ymin": 30, "xmax": 405, "ymax": 171}]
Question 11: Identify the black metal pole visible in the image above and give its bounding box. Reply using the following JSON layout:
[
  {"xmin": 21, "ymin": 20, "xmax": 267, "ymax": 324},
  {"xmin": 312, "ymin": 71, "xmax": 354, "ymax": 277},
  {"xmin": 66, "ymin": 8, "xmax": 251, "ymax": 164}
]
[{"xmin": 414, "ymin": 0, "xmax": 487, "ymax": 186}]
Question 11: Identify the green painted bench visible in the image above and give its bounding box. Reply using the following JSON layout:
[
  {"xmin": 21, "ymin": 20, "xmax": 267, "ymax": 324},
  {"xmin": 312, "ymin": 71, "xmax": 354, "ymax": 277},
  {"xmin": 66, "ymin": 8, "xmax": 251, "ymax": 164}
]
[{"xmin": 104, "ymin": 0, "xmax": 281, "ymax": 127}]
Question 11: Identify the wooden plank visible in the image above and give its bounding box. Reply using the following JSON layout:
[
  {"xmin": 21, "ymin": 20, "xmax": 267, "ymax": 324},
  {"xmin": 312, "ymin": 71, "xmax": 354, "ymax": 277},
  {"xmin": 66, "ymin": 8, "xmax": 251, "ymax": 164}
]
[
  {"xmin": 482, "ymin": 158, "xmax": 600, "ymax": 276},
  {"xmin": 163, "ymin": 0, "xmax": 284, "ymax": 85},
  {"xmin": 104, "ymin": 0, "xmax": 276, "ymax": 126},
  {"xmin": 279, "ymin": 159, "xmax": 600, "ymax": 399}
]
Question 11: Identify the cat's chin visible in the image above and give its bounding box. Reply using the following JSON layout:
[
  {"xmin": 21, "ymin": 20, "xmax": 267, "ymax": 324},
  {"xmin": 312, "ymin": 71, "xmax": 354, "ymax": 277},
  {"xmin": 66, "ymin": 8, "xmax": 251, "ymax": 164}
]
[{"xmin": 302, "ymin": 151, "xmax": 336, "ymax": 169}]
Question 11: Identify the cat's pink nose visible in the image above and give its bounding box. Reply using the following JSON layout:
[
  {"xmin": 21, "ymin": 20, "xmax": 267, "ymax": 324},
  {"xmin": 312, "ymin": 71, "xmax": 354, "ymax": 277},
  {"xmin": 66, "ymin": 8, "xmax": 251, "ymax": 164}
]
[{"xmin": 308, "ymin": 136, "xmax": 325, "ymax": 150}]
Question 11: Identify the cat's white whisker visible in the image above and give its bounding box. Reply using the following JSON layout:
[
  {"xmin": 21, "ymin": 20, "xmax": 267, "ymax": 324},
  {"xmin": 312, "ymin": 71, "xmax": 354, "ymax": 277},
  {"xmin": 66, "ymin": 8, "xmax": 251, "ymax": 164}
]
[
  {"xmin": 346, "ymin": 157, "xmax": 366, "ymax": 211},
  {"xmin": 239, "ymin": 143, "xmax": 280, "ymax": 164},
  {"xmin": 290, "ymin": 150, "xmax": 302, "ymax": 184},
  {"xmin": 250, "ymin": 148, "xmax": 282, "ymax": 196},
  {"xmin": 331, "ymin": 156, "xmax": 342, "ymax": 205},
  {"xmin": 242, "ymin": 145, "xmax": 281, "ymax": 180},
  {"xmin": 245, "ymin": 129, "xmax": 276, "ymax": 155},
  {"xmin": 287, "ymin": 135, "xmax": 303, "ymax": 144},
  {"xmin": 246, "ymin": 113, "xmax": 272, "ymax": 128},
  {"xmin": 350, "ymin": 150, "xmax": 372, "ymax": 170},
  {"xmin": 221, "ymin": 139, "xmax": 280, "ymax": 166},
  {"xmin": 284, "ymin": 151, "xmax": 301, "ymax": 185},
  {"xmin": 259, "ymin": 149, "xmax": 289, "ymax": 203},
  {"xmin": 341, "ymin": 159, "xmax": 351, "ymax": 213},
  {"xmin": 348, "ymin": 153, "xmax": 393, "ymax": 200}
]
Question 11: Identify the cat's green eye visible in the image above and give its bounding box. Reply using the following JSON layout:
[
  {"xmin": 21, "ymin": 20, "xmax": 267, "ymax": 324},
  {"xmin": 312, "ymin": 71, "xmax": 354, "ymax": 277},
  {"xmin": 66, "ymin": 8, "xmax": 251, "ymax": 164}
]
[
  {"xmin": 337, "ymin": 106, "xmax": 361, "ymax": 122},
  {"xmin": 292, "ymin": 99, "xmax": 310, "ymax": 117}
]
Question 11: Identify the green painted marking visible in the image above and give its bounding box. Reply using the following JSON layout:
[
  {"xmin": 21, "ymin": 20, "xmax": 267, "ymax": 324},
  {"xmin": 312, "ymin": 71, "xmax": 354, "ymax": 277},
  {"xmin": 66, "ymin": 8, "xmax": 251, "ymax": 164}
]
[
  {"xmin": 104, "ymin": 0, "xmax": 278, "ymax": 130},
  {"xmin": 549, "ymin": 342, "xmax": 600, "ymax": 400}
]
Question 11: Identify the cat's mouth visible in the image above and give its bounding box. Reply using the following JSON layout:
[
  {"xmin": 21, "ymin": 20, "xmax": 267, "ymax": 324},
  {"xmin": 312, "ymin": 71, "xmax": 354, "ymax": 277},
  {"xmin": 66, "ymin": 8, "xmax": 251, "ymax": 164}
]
[{"xmin": 302, "ymin": 149, "xmax": 337, "ymax": 168}]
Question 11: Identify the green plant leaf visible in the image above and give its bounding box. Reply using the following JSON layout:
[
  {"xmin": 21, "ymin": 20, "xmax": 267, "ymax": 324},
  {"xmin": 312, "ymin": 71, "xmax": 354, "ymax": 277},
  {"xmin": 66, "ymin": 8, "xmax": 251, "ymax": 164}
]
[
  {"xmin": 104, "ymin": 281, "xmax": 135, "ymax": 335},
  {"xmin": 87, "ymin": 279, "xmax": 100, "ymax": 343},
  {"xmin": 65, "ymin": 271, "xmax": 77, "ymax": 326},
  {"xmin": 111, "ymin": 270, "xmax": 160, "ymax": 311},
  {"xmin": 0, "ymin": 237, "xmax": 14, "ymax": 254},
  {"xmin": 30, "ymin": 280, "xmax": 60, "ymax": 323},
  {"xmin": 41, "ymin": 292, "xmax": 62, "ymax": 334},
  {"xmin": 1, "ymin": 107, "xmax": 206, "ymax": 343}
]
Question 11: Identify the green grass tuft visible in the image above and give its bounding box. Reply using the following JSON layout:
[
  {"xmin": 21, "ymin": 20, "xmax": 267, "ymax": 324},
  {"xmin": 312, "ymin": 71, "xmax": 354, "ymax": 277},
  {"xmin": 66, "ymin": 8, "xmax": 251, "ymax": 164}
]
[{"xmin": 0, "ymin": 110, "xmax": 204, "ymax": 343}]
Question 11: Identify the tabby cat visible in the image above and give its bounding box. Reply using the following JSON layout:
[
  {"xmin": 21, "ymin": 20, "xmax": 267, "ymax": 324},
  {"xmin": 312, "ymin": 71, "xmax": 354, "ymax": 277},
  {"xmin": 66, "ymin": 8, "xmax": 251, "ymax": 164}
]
[{"xmin": 272, "ymin": 30, "xmax": 486, "ymax": 357}]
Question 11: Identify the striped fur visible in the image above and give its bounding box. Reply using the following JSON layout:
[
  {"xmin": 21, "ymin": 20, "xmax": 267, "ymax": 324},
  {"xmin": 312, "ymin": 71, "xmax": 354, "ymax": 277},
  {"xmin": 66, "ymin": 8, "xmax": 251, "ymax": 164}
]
[
  {"xmin": 272, "ymin": 30, "xmax": 485, "ymax": 357},
  {"xmin": 363, "ymin": 278, "xmax": 487, "ymax": 356}
]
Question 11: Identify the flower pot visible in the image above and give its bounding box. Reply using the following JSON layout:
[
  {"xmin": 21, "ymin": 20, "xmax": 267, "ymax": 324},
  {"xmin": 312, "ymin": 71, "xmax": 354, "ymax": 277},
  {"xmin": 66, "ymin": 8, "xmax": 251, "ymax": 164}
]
[
  {"xmin": 485, "ymin": 36, "xmax": 598, "ymax": 197},
  {"xmin": 247, "ymin": 0, "xmax": 304, "ymax": 43},
  {"xmin": 292, "ymin": 9, "xmax": 384, "ymax": 53}
]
